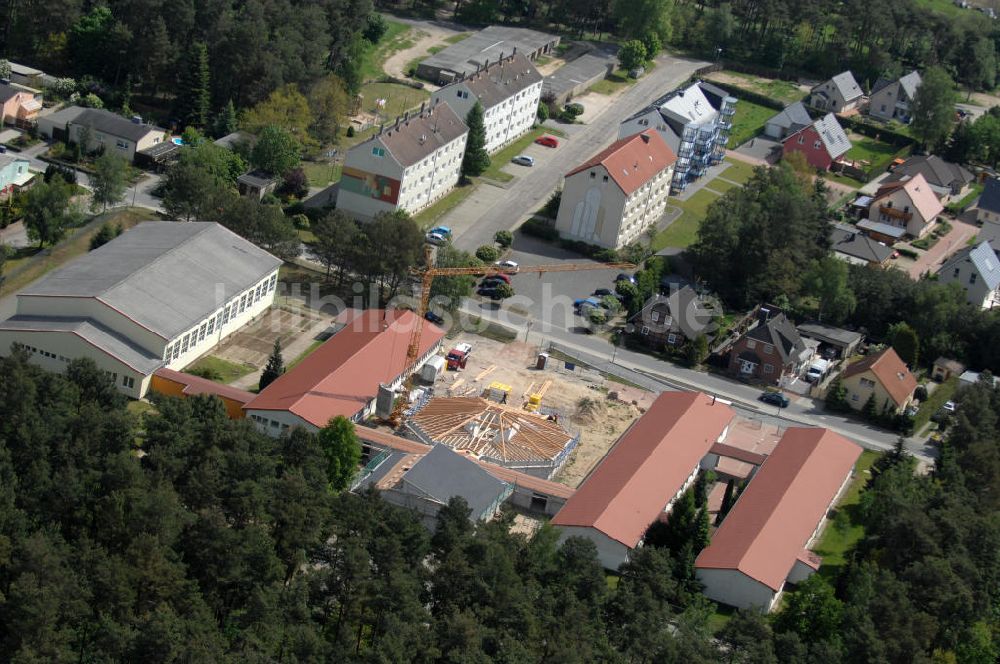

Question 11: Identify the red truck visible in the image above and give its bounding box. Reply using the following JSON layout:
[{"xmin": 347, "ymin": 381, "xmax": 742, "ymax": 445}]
[{"xmin": 446, "ymin": 343, "xmax": 472, "ymax": 370}]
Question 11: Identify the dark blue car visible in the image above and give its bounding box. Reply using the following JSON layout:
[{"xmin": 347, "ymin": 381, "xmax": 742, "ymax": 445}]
[{"xmin": 759, "ymin": 391, "xmax": 790, "ymax": 408}]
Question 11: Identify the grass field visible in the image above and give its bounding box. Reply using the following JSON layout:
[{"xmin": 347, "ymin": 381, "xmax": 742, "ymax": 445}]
[
  {"xmin": 185, "ymin": 355, "xmax": 256, "ymax": 384},
  {"xmin": 359, "ymin": 18, "xmax": 412, "ymax": 81},
  {"xmin": 707, "ymin": 70, "xmax": 807, "ymax": 105},
  {"xmin": 814, "ymin": 450, "xmax": 879, "ymax": 580},
  {"xmin": 913, "ymin": 376, "xmax": 958, "ymax": 433},
  {"xmin": 589, "ymin": 64, "xmax": 657, "ymax": 96},
  {"xmin": 413, "ymin": 181, "xmax": 477, "ymax": 228},
  {"xmin": 845, "ymin": 135, "xmax": 900, "ymax": 173},
  {"xmin": 729, "ymin": 99, "xmax": 777, "ymax": 147},
  {"xmin": 913, "ymin": 0, "xmax": 966, "ymax": 16},
  {"xmin": 300, "ymin": 161, "xmax": 342, "ymax": 187},
  {"xmin": 356, "ymin": 81, "xmax": 431, "ymax": 125},
  {"xmin": 444, "ymin": 33, "xmax": 471, "ymax": 44}
]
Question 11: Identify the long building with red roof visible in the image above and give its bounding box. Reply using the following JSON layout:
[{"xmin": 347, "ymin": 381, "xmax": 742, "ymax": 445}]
[
  {"xmin": 695, "ymin": 427, "xmax": 861, "ymax": 611},
  {"xmin": 551, "ymin": 391, "xmax": 734, "ymax": 569},
  {"xmin": 554, "ymin": 129, "xmax": 676, "ymax": 250},
  {"xmin": 244, "ymin": 309, "xmax": 445, "ymax": 435}
]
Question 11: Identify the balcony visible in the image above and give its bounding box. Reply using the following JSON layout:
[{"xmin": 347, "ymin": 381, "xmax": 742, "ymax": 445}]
[
  {"xmin": 879, "ymin": 205, "xmax": 912, "ymax": 222},
  {"xmin": 677, "ymin": 147, "xmax": 693, "ymax": 159},
  {"xmin": 718, "ymin": 119, "xmax": 732, "ymax": 131},
  {"xmin": 721, "ymin": 105, "xmax": 736, "ymax": 117}
]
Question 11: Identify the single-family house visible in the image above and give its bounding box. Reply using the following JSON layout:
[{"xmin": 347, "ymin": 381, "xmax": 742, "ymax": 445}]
[
  {"xmin": 431, "ymin": 52, "xmax": 542, "ymax": 154},
  {"xmin": 781, "ymin": 112, "xmax": 851, "ymax": 171},
  {"xmin": 869, "ymin": 71, "xmax": 922, "ymax": 123},
  {"xmin": 763, "ymin": 101, "xmax": 812, "ymax": 140},
  {"xmin": 938, "ymin": 240, "xmax": 1000, "ymax": 309},
  {"xmin": 336, "ymin": 102, "xmax": 468, "ymax": 221},
  {"xmin": 551, "ymin": 391, "xmax": 734, "ymax": 570},
  {"xmin": 0, "ymin": 82, "xmax": 40, "ymax": 126},
  {"xmin": 975, "ymin": 178, "xmax": 1000, "ymax": 225},
  {"xmin": 695, "ymin": 427, "xmax": 861, "ymax": 611},
  {"xmin": 860, "ymin": 173, "xmax": 943, "ymax": 240},
  {"xmin": 830, "ymin": 223, "xmax": 894, "ymax": 266},
  {"xmin": 0, "ymin": 153, "xmax": 33, "ymax": 197},
  {"xmin": 554, "ymin": 130, "xmax": 676, "ymax": 249},
  {"xmin": 839, "ymin": 347, "xmax": 917, "ymax": 414},
  {"xmin": 66, "ymin": 108, "xmax": 167, "ymax": 163},
  {"xmin": 627, "ymin": 286, "xmax": 719, "ymax": 349},
  {"xmin": 728, "ymin": 307, "xmax": 811, "ymax": 386},
  {"xmin": 884, "ymin": 155, "xmax": 973, "ymax": 202},
  {"xmin": 619, "ymin": 81, "xmax": 736, "ymax": 193},
  {"xmin": 807, "ymin": 71, "xmax": 864, "ymax": 113}
]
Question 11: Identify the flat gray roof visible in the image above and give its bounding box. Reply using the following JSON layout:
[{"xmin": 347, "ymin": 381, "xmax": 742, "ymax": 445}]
[
  {"xmin": 542, "ymin": 53, "xmax": 614, "ymax": 98},
  {"xmin": 402, "ymin": 445, "xmax": 509, "ymax": 520},
  {"xmin": 21, "ymin": 222, "xmax": 282, "ymax": 340},
  {"xmin": 420, "ymin": 25, "xmax": 557, "ymax": 77},
  {"xmin": 0, "ymin": 315, "xmax": 164, "ymax": 374},
  {"xmin": 796, "ymin": 322, "xmax": 863, "ymax": 346}
]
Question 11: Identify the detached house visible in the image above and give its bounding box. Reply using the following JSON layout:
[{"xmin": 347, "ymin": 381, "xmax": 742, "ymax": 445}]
[
  {"xmin": 555, "ymin": 130, "xmax": 676, "ymax": 249},
  {"xmin": 860, "ymin": 173, "xmax": 943, "ymax": 241},
  {"xmin": 336, "ymin": 102, "xmax": 468, "ymax": 221},
  {"xmin": 0, "ymin": 154, "xmax": 33, "ymax": 198},
  {"xmin": 884, "ymin": 155, "xmax": 973, "ymax": 202},
  {"xmin": 0, "ymin": 82, "xmax": 40, "ymax": 127},
  {"xmin": 432, "ymin": 52, "xmax": 542, "ymax": 153},
  {"xmin": 839, "ymin": 347, "xmax": 917, "ymax": 415},
  {"xmin": 975, "ymin": 178, "xmax": 1000, "ymax": 225},
  {"xmin": 807, "ymin": 71, "xmax": 864, "ymax": 113},
  {"xmin": 763, "ymin": 101, "xmax": 812, "ymax": 140},
  {"xmin": 728, "ymin": 308, "xmax": 811, "ymax": 385},
  {"xmin": 869, "ymin": 71, "xmax": 922, "ymax": 124},
  {"xmin": 781, "ymin": 112, "xmax": 851, "ymax": 171},
  {"xmin": 938, "ymin": 240, "xmax": 1000, "ymax": 309},
  {"xmin": 627, "ymin": 286, "xmax": 719, "ymax": 349}
]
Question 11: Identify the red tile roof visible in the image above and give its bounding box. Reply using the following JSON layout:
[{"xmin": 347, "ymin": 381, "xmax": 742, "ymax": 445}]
[
  {"xmin": 551, "ymin": 392, "xmax": 734, "ymax": 547},
  {"xmin": 873, "ymin": 172, "xmax": 943, "ymax": 222},
  {"xmin": 565, "ymin": 130, "xmax": 677, "ymax": 196},
  {"xmin": 695, "ymin": 428, "xmax": 861, "ymax": 591},
  {"xmin": 153, "ymin": 367, "xmax": 256, "ymax": 404},
  {"xmin": 840, "ymin": 347, "xmax": 917, "ymax": 407},
  {"xmin": 244, "ymin": 309, "xmax": 445, "ymax": 427}
]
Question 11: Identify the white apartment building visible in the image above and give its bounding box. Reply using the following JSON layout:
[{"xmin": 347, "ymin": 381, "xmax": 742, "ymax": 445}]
[
  {"xmin": 337, "ymin": 102, "xmax": 468, "ymax": 221},
  {"xmin": 432, "ymin": 52, "xmax": 543, "ymax": 153},
  {"xmin": 0, "ymin": 222, "xmax": 280, "ymax": 398},
  {"xmin": 555, "ymin": 130, "xmax": 677, "ymax": 249}
]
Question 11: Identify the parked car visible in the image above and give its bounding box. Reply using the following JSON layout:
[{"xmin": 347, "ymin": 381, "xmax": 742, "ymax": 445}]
[
  {"xmin": 535, "ymin": 135, "xmax": 559, "ymax": 148},
  {"xmin": 478, "ymin": 286, "xmax": 497, "ymax": 296},
  {"xmin": 425, "ymin": 232, "xmax": 447, "ymax": 245},
  {"xmin": 594, "ymin": 288, "xmax": 613, "ymax": 297},
  {"xmin": 424, "ymin": 311, "xmax": 445, "ymax": 325},
  {"xmin": 511, "ymin": 155, "xmax": 535, "ymax": 167},
  {"xmin": 574, "ymin": 297, "xmax": 602, "ymax": 312},
  {"xmin": 804, "ymin": 359, "xmax": 830, "ymax": 384},
  {"xmin": 759, "ymin": 391, "xmax": 790, "ymax": 408},
  {"xmin": 429, "ymin": 226, "xmax": 452, "ymax": 238},
  {"xmin": 495, "ymin": 260, "xmax": 519, "ymax": 271},
  {"xmin": 482, "ymin": 273, "xmax": 511, "ymax": 285},
  {"xmin": 943, "ymin": 401, "xmax": 957, "ymax": 413},
  {"xmin": 615, "ymin": 273, "xmax": 636, "ymax": 284}
]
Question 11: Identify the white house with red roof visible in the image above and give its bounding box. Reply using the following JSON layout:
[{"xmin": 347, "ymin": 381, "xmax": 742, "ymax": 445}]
[
  {"xmin": 244, "ymin": 309, "xmax": 445, "ymax": 436},
  {"xmin": 551, "ymin": 391, "xmax": 734, "ymax": 570},
  {"xmin": 860, "ymin": 172, "xmax": 944, "ymax": 240},
  {"xmin": 695, "ymin": 428, "xmax": 861, "ymax": 611},
  {"xmin": 554, "ymin": 129, "xmax": 676, "ymax": 249}
]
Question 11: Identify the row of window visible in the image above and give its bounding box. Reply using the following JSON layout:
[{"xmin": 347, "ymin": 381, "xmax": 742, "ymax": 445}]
[
  {"xmin": 163, "ymin": 273, "xmax": 277, "ymax": 362},
  {"xmin": 249, "ymin": 413, "xmax": 291, "ymax": 432},
  {"xmin": 26, "ymin": 345, "xmax": 70, "ymax": 363},
  {"xmin": 745, "ymin": 338, "xmax": 775, "ymax": 355}
]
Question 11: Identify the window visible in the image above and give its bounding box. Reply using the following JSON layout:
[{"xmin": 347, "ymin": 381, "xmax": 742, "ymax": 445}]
[
  {"xmin": 860, "ymin": 378, "xmax": 876, "ymax": 388},
  {"xmin": 813, "ymin": 140, "xmax": 822, "ymax": 149},
  {"xmin": 954, "ymin": 267, "xmax": 961, "ymax": 278},
  {"xmin": 239, "ymin": 294, "xmax": 248, "ymax": 313},
  {"xmin": 641, "ymin": 326, "xmax": 649, "ymax": 335},
  {"xmin": 739, "ymin": 359, "xmax": 757, "ymax": 374},
  {"xmin": 181, "ymin": 333, "xmax": 190, "ymax": 353},
  {"xmin": 971, "ymin": 273, "xmax": 978, "ymax": 285},
  {"xmin": 268, "ymin": 274, "xmax": 277, "ymax": 291},
  {"xmin": 111, "ymin": 372, "xmax": 117, "ymax": 382},
  {"xmin": 198, "ymin": 323, "xmax": 207, "ymax": 342},
  {"xmin": 222, "ymin": 306, "xmax": 231, "ymax": 325},
  {"xmin": 590, "ymin": 172, "xmax": 595, "ymax": 179},
  {"xmin": 797, "ymin": 135, "xmax": 805, "ymax": 145},
  {"xmin": 254, "ymin": 285, "xmax": 263, "ymax": 302},
  {"xmin": 115, "ymin": 139, "xmax": 129, "ymax": 150},
  {"xmin": 371, "ymin": 146, "xmax": 386, "ymax": 158},
  {"xmin": 763, "ymin": 364, "xmax": 774, "ymax": 374},
  {"xmin": 163, "ymin": 345, "xmax": 172, "ymax": 360},
  {"xmin": 746, "ymin": 339, "xmax": 756, "ymax": 350},
  {"xmin": 172, "ymin": 344, "xmax": 180, "ymax": 361},
  {"xmin": 763, "ymin": 344, "xmax": 773, "ymax": 355},
  {"xmin": 122, "ymin": 375, "xmax": 135, "ymax": 389},
  {"xmin": 270, "ymin": 420, "xmax": 279, "ymax": 428},
  {"xmin": 602, "ymin": 175, "xmax": 609, "ymax": 182},
  {"xmin": 651, "ymin": 311, "xmax": 659, "ymax": 323},
  {"xmin": 667, "ymin": 333, "xmax": 677, "ymax": 344},
  {"xmin": 851, "ymin": 394, "xmax": 859, "ymax": 401},
  {"xmin": 206, "ymin": 318, "xmax": 215, "ymax": 335}
]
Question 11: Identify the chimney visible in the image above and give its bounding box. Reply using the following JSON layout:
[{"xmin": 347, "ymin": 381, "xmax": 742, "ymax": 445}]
[{"xmin": 641, "ymin": 133, "xmax": 650, "ymax": 143}]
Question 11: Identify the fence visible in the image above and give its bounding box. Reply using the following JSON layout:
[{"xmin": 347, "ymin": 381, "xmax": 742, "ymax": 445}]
[{"xmin": 351, "ymin": 448, "xmax": 391, "ymax": 491}]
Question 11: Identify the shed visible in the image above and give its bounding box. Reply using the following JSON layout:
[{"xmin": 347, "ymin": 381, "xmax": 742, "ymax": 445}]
[
  {"xmin": 795, "ymin": 322, "xmax": 863, "ymax": 359},
  {"xmin": 932, "ymin": 357, "xmax": 966, "ymax": 382},
  {"xmin": 237, "ymin": 170, "xmax": 279, "ymax": 200}
]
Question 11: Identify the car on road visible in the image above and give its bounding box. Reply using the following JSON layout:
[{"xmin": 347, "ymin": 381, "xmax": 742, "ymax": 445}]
[
  {"xmin": 429, "ymin": 226, "xmax": 452, "ymax": 238},
  {"xmin": 574, "ymin": 297, "xmax": 602, "ymax": 312},
  {"xmin": 425, "ymin": 232, "xmax": 448, "ymax": 246},
  {"xmin": 477, "ymin": 286, "xmax": 498, "ymax": 297},
  {"xmin": 495, "ymin": 260, "xmax": 519, "ymax": 271},
  {"xmin": 594, "ymin": 288, "xmax": 613, "ymax": 297},
  {"xmin": 615, "ymin": 273, "xmax": 636, "ymax": 284},
  {"xmin": 424, "ymin": 311, "xmax": 445, "ymax": 325},
  {"xmin": 511, "ymin": 155, "xmax": 535, "ymax": 167},
  {"xmin": 482, "ymin": 273, "xmax": 511, "ymax": 285},
  {"xmin": 535, "ymin": 135, "xmax": 559, "ymax": 148},
  {"xmin": 759, "ymin": 391, "xmax": 790, "ymax": 408}
]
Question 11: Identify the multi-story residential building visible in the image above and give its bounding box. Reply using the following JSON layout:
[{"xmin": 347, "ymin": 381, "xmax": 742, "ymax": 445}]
[
  {"xmin": 336, "ymin": 102, "xmax": 468, "ymax": 221},
  {"xmin": 0, "ymin": 222, "xmax": 281, "ymax": 398},
  {"xmin": 869, "ymin": 71, "xmax": 922, "ymax": 123},
  {"xmin": 555, "ymin": 130, "xmax": 676, "ymax": 249},
  {"xmin": 431, "ymin": 52, "xmax": 543, "ymax": 154},
  {"xmin": 618, "ymin": 81, "xmax": 737, "ymax": 193}
]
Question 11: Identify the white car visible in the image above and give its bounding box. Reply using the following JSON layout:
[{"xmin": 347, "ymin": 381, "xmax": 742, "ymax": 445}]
[
  {"xmin": 425, "ymin": 232, "xmax": 447, "ymax": 246},
  {"xmin": 511, "ymin": 155, "xmax": 535, "ymax": 167},
  {"xmin": 943, "ymin": 401, "xmax": 957, "ymax": 413},
  {"xmin": 495, "ymin": 260, "xmax": 519, "ymax": 272}
]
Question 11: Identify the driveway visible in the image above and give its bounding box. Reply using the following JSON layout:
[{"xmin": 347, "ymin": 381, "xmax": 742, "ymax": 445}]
[
  {"xmin": 446, "ymin": 54, "xmax": 710, "ymax": 251},
  {"xmin": 381, "ymin": 18, "xmax": 466, "ymax": 83},
  {"xmin": 902, "ymin": 219, "xmax": 978, "ymax": 278}
]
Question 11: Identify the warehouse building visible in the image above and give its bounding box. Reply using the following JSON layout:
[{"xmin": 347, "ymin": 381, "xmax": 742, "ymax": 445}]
[
  {"xmin": 417, "ymin": 25, "xmax": 558, "ymax": 83},
  {"xmin": 0, "ymin": 222, "xmax": 281, "ymax": 398}
]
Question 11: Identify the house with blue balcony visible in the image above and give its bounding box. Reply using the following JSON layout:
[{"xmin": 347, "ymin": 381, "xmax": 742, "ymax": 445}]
[{"xmin": 618, "ymin": 81, "xmax": 737, "ymax": 193}]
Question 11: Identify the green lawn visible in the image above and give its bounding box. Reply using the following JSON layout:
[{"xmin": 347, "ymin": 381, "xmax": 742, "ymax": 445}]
[
  {"xmin": 482, "ymin": 126, "xmax": 566, "ymax": 183},
  {"xmin": 844, "ymin": 136, "xmax": 899, "ymax": 173},
  {"xmin": 413, "ymin": 180, "xmax": 477, "ymax": 228},
  {"xmin": 947, "ymin": 182, "xmax": 984, "ymax": 213},
  {"xmin": 589, "ymin": 64, "xmax": 656, "ymax": 96},
  {"xmin": 707, "ymin": 71, "xmax": 807, "ymax": 105},
  {"xmin": 185, "ymin": 355, "xmax": 256, "ymax": 384},
  {"xmin": 708, "ymin": 605, "xmax": 736, "ymax": 635},
  {"xmin": 913, "ymin": 0, "xmax": 965, "ymax": 16},
  {"xmin": 814, "ymin": 450, "xmax": 879, "ymax": 580},
  {"xmin": 706, "ymin": 178, "xmax": 741, "ymax": 194},
  {"xmin": 356, "ymin": 81, "xmax": 430, "ymax": 124},
  {"xmin": 300, "ymin": 161, "xmax": 341, "ymax": 187},
  {"xmin": 728, "ymin": 99, "xmax": 776, "ymax": 147},
  {"xmin": 359, "ymin": 18, "xmax": 412, "ymax": 81},
  {"xmin": 913, "ymin": 376, "xmax": 958, "ymax": 433},
  {"xmin": 444, "ymin": 33, "xmax": 471, "ymax": 44},
  {"xmin": 720, "ymin": 158, "xmax": 758, "ymax": 184},
  {"xmin": 652, "ymin": 189, "xmax": 720, "ymax": 250},
  {"xmin": 824, "ymin": 171, "xmax": 863, "ymax": 189}
]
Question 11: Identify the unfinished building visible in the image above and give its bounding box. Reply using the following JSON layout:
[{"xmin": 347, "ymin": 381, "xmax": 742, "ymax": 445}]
[{"xmin": 406, "ymin": 396, "xmax": 579, "ymax": 479}]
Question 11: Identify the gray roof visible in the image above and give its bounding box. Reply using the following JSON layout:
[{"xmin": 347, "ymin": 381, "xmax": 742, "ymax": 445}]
[
  {"xmin": 40, "ymin": 104, "xmax": 86, "ymax": 128},
  {"xmin": 822, "ymin": 71, "xmax": 863, "ymax": 102},
  {"xmin": 942, "ymin": 241, "xmax": 1000, "ymax": 291},
  {"xmin": 813, "ymin": 113, "xmax": 851, "ymax": 159},
  {"xmin": 237, "ymin": 170, "xmax": 278, "ymax": 187},
  {"xmin": 899, "ymin": 71, "xmax": 922, "ymax": 99},
  {"xmin": 885, "ymin": 155, "xmax": 972, "ymax": 190},
  {"xmin": 623, "ymin": 81, "xmax": 732, "ymax": 141},
  {"xmin": 796, "ymin": 321, "xmax": 863, "ymax": 347},
  {"xmin": 629, "ymin": 287, "xmax": 719, "ymax": 338},
  {"xmin": 374, "ymin": 102, "xmax": 468, "ymax": 168},
  {"xmin": 438, "ymin": 52, "xmax": 543, "ymax": 111},
  {"xmin": 0, "ymin": 315, "xmax": 164, "ymax": 374},
  {"xmin": 979, "ymin": 178, "xmax": 1000, "ymax": 214},
  {"xmin": 542, "ymin": 53, "xmax": 613, "ymax": 99},
  {"xmin": 400, "ymin": 444, "xmax": 509, "ymax": 520},
  {"xmin": 20, "ymin": 222, "xmax": 281, "ymax": 340},
  {"xmin": 70, "ymin": 108, "xmax": 164, "ymax": 143},
  {"xmin": 830, "ymin": 224, "xmax": 893, "ymax": 264},
  {"xmin": 766, "ymin": 101, "xmax": 812, "ymax": 133},
  {"xmin": 420, "ymin": 25, "xmax": 557, "ymax": 77},
  {"xmin": 745, "ymin": 312, "xmax": 808, "ymax": 365}
]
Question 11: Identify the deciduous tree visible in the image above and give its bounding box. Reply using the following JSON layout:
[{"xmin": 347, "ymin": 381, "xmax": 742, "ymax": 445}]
[
  {"xmin": 23, "ymin": 177, "xmax": 80, "ymax": 248},
  {"xmin": 317, "ymin": 415, "xmax": 362, "ymax": 492},
  {"xmin": 911, "ymin": 66, "xmax": 957, "ymax": 151},
  {"xmin": 89, "ymin": 152, "xmax": 129, "ymax": 212},
  {"xmin": 250, "ymin": 125, "xmax": 300, "ymax": 176}
]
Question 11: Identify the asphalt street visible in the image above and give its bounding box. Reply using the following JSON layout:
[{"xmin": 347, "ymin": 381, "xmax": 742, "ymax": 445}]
[{"xmin": 447, "ymin": 54, "xmax": 709, "ymax": 251}]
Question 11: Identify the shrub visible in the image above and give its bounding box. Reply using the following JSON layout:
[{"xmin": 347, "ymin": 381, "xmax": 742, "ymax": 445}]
[
  {"xmin": 346, "ymin": 126, "xmax": 355, "ymax": 138},
  {"xmin": 543, "ymin": 189, "xmax": 561, "ymax": 218},
  {"xmin": 494, "ymin": 230, "xmax": 513, "ymax": 247},
  {"xmin": 475, "ymin": 245, "xmax": 500, "ymax": 262},
  {"xmin": 292, "ymin": 213, "xmax": 310, "ymax": 230},
  {"xmin": 522, "ymin": 218, "xmax": 560, "ymax": 240},
  {"xmin": 185, "ymin": 366, "xmax": 222, "ymax": 381},
  {"xmin": 565, "ymin": 103, "xmax": 585, "ymax": 116},
  {"xmin": 914, "ymin": 384, "xmax": 929, "ymax": 402},
  {"xmin": 537, "ymin": 102, "xmax": 549, "ymax": 122}
]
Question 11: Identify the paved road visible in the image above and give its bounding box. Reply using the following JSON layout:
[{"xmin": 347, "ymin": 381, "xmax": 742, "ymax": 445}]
[
  {"xmin": 446, "ymin": 54, "xmax": 709, "ymax": 251},
  {"xmin": 456, "ymin": 300, "xmax": 935, "ymax": 462}
]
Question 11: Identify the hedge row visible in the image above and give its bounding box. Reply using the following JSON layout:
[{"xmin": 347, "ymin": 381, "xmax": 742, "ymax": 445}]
[{"xmin": 520, "ymin": 218, "xmax": 647, "ymax": 264}]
